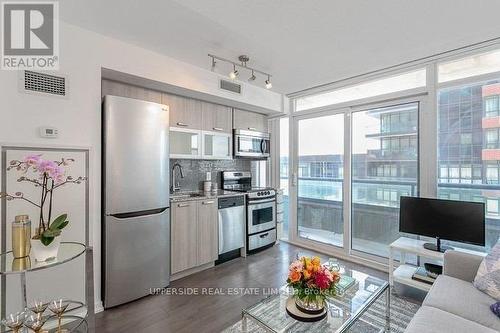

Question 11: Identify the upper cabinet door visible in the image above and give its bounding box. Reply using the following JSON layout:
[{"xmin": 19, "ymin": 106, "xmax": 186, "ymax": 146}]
[
  {"xmin": 162, "ymin": 93, "xmax": 202, "ymax": 129},
  {"xmin": 233, "ymin": 109, "xmax": 268, "ymax": 133},
  {"xmin": 202, "ymin": 102, "xmax": 232, "ymax": 133}
]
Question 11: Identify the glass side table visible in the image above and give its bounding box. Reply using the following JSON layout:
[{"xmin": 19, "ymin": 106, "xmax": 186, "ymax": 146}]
[{"xmin": 0, "ymin": 242, "xmax": 88, "ymax": 332}]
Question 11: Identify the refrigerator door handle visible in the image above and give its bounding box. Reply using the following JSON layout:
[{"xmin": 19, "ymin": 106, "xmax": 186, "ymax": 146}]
[{"xmin": 108, "ymin": 207, "xmax": 169, "ymax": 220}]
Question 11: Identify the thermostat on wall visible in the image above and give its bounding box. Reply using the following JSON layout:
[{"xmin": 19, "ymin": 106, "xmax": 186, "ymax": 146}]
[{"xmin": 39, "ymin": 127, "xmax": 59, "ymax": 138}]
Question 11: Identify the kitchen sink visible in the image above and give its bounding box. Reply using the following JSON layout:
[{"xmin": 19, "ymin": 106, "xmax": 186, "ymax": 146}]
[{"xmin": 171, "ymin": 192, "xmax": 205, "ymax": 199}]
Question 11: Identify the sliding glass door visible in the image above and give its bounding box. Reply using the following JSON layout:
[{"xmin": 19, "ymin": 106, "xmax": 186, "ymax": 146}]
[
  {"xmin": 296, "ymin": 113, "xmax": 345, "ymax": 247},
  {"xmin": 351, "ymin": 102, "xmax": 419, "ymax": 258}
]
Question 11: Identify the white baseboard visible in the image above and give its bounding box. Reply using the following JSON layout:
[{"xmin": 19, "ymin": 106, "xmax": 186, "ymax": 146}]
[{"xmin": 94, "ymin": 300, "xmax": 104, "ymax": 313}]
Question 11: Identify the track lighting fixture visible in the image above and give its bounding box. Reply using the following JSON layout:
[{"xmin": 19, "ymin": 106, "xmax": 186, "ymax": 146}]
[
  {"xmin": 229, "ymin": 64, "xmax": 239, "ymax": 80},
  {"xmin": 265, "ymin": 75, "xmax": 272, "ymax": 89},
  {"xmin": 208, "ymin": 54, "xmax": 272, "ymax": 89}
]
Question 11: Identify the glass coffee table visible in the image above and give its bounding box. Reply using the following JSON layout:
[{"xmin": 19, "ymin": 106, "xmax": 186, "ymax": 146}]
[{"xmin": 242, "ymin": 269, "xmax": 390, "ymax": 332}]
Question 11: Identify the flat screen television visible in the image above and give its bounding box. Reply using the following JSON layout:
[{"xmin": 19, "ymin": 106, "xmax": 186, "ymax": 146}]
[{"xmin": 399, "ymin": 196, "xmax": 485, "ymax": 252}]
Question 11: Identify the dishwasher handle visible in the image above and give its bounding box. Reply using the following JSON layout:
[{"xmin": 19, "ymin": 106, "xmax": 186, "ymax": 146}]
[{"xmin": 218, "ymin": 196, "xmax": 245, "ymax": 209}]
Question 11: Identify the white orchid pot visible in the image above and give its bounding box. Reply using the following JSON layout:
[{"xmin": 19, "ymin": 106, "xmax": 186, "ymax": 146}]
[{"xmin": 31, "ymin": 237, "xmax": 61, "ymax": 262}]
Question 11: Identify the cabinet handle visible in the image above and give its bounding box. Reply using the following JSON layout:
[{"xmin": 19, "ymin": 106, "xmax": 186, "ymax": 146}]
[
  {"xmin": 248, "ymin": 127, "xmax": 257, "ymax": 131},
  {"xmin": 176, "ymin": 122, "xmax": 188, "ymax": 127},
  {"xmin": 177, "ymin": 203, "xmax": 190, "ymax": 207},
  {"xmin": 202, "ymin": 200, "xmax": 215, "ymax": 205},
  {"xmin": 259, "ymin": 233, "xmax": 269, "ymax": 238},
  {"xmin": 213, "ymin": 127, "xmax": 223, "ymax": 132}
]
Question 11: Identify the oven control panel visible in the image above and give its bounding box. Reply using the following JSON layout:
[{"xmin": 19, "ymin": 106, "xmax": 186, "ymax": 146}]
[{"xmin": 247, "ymin": 189, "xmax": 276, "ymax": 200}]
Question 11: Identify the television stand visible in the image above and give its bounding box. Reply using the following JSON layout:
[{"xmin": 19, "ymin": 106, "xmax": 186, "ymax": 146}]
[
  {"xmin": 389, "ymin": 237, "xmax": 486, "ymax": 293},
  {"xmin": 423, "ymin": 237, "xmax": 453, "ymax": 253}
]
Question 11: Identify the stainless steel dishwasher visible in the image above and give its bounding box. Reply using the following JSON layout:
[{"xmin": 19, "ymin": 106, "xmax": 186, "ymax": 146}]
[{"xmin": 216, "ymin": 196, "xmax": 245, "ymax": 264}]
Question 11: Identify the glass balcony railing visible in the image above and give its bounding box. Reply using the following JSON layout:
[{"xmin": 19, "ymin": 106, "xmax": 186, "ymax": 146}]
[{"xmin": 282, "ymin": 177, "xmax": 500, "ymax": 257}]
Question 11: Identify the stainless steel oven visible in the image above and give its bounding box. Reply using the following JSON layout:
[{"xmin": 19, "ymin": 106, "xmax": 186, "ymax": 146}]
[
  {"xmin": 222, "ymin": 171, "xmax": 277, "ymax": 252},
  {"xmin": 247, "ymin": 196, "xmax": 276, "ymax": 235},
  {"xmin": 234, "ymin": 129, "xmax": 270, "ymax": 159}
]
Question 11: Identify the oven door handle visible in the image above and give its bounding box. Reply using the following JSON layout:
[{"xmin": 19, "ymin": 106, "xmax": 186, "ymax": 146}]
[{"xmin": 247, "ymin": 198, "xmax": 275, "ymax": 205}]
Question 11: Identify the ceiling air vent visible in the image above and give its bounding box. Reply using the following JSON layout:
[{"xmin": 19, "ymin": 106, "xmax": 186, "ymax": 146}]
[
  {"xmin": 220, "ymin": 79, "xmax": 241, "ymax": 94},
  {"xmin": 22, "ymin": 70, "xmax": 67, "ymax": 97}
]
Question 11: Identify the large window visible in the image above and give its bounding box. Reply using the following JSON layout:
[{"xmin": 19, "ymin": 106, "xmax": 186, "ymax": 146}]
[
  {"xmin": 438, "ymin": 79, "xmax": 500, "ymax": 250},
  {"xmin": 351, "ymin": 102, "xmax": 419, "ymax": 257},
  {"xmin": 297, "ymin": 114, "xmax": 344, "ymax": 247},
  {"xmin": 287, "ymin": 46, "xmax": 500, "ymax": 260},
  {"xmin": 279, "ymin": 118, "xmax": 289, "ymax": 240}
]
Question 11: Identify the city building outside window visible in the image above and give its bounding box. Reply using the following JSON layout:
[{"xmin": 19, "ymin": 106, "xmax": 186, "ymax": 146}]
[{"xmin": 438, "ymin": 79, "xmax": 500, "ymax": 249}]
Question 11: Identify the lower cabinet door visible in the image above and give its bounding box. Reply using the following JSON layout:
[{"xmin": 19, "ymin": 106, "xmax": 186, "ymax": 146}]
[
  {"xmin": 171, "ymin": 202, "xmax": 198, "ymax": 274},
  {"xmin": 197, "ymin": 199, "xmax": 218, "ymax": 265}
]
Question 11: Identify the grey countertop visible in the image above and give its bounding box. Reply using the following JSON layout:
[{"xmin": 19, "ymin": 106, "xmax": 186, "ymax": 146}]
[{"xmin": 170, "ymin": 189, "xmax": 245, "ymax": 202}]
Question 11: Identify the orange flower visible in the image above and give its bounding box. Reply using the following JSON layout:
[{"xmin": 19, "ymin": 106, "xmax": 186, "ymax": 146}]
[
  {"xmin": 289, "ymin": 270, "xmax": 302, "ymax": 283},
  {"xmin": 303, "ymin": 269, "xmax": 311, "ymax": 280}
]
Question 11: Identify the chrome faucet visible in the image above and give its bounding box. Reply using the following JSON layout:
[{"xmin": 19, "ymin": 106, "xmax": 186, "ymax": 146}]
[{"xmin": 171, "ymin": 162, "xmax": 185, "ymax": 193}]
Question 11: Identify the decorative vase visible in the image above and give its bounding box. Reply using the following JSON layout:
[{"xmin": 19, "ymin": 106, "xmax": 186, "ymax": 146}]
[
  {"xmin": 31, "ymin": 237, "xmax": 61, "ymax": 262},
  {"xmin": 294, "ymin": 296, "xmax": 325, "ymax": 314}
]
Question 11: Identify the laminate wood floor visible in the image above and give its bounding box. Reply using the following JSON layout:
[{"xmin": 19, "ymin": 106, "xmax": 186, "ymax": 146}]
[{"xmin": 95, "ymin": 242, "xmax": 390, "ymax": 333}]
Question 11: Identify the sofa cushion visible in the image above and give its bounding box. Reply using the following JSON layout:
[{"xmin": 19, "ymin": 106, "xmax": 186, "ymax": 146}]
[
  {"xmin": 405, "ymin": 306, "xmax": 497, "ymax": 333},
  {"xmin": 423, "ymin": 275, "xmax": 500, "ymax": 331},
  {"xmin": 474, "ymin": 241, "xmax": 500, "ymax": 300}
]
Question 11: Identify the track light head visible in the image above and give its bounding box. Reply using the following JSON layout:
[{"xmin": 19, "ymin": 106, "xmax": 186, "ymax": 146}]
[
  {"xmin": 211, "ymin": 57, "xmax": 216, "ymax": 71},
  {"xmin": 265, "ymin": 75, "xmax": 272, "ymax": 89},
  {"xmin": 248, "ymin": 70, "xmax": 256, "ymax": 82},
  {"xmin": 229, "ymin": 70, "xmax": 239, "ymax": 80},
  {"xmin": 229, "ymin": 64, "xmax": 239, "ymax": 80}
]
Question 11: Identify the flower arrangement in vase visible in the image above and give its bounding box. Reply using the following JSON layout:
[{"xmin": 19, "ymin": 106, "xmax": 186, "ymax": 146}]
[
  {"xmin": 287, "ymin": 256, "xmax": 340, "ymax": 313},
  {"xmin": 0, "ymin": 155, "xmax": 85, "ymax": 261}
]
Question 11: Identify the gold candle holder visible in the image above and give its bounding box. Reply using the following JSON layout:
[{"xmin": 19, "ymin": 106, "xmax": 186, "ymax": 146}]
[{"xmin": 12, "ymin": 215, "xmax": 31, "ymax": 259}]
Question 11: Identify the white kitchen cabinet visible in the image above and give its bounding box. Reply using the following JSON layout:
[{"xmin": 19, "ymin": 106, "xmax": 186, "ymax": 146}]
[
  {"xmin": 162, "ymin": 93, "xmax": 202, "ymax": 129},
  {"xmin": 171, "ymin": 201, "xmax": 198, "ymax": 274},
  {"xmin": 197, "ymin": 199, "xmax": 218, "ymax": 266},
  {"xmin": 170, "ymin": 198, "xmax": 219, "ymax": 275},
  {"xmin": 202, "ymin": 131, "xmax": 232, "ymax": 160},
  {"xmin": 170, "ymin": 128, "xmax": 202, "ymax": 159},
  {"xmin": 202, "ymin": 102, "xmax": 232, "ymax": 133},
  {"xmin": 233, "ymin": 109, "xmax": 268, "ymax": 133}
]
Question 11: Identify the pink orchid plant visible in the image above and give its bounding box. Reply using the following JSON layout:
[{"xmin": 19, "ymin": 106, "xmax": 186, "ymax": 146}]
[{"xmin": 0, "ymin": 155, "xmax": 86, "ymax": 246}]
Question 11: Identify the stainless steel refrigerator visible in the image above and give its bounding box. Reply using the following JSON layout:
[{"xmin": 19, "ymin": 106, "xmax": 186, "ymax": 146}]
[{"xmin": 102, "ymin": 95, "xmax": 170, "ymax": 308}]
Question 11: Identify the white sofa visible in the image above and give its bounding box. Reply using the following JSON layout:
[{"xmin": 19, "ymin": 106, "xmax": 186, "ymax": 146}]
[{"xmin": 405, "ymin": 250, "xmax": 500, "ymax": 333}]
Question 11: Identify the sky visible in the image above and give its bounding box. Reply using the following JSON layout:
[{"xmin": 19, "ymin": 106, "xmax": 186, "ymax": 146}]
[{"xmin": 287, "ymin": 113, "xmax": 380, "ymax": 156}]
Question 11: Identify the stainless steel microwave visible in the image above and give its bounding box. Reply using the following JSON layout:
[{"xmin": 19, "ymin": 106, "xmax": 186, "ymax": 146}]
[{"xmin": 234, "ymin": 129, "xmax": 270, "ymax": 158}]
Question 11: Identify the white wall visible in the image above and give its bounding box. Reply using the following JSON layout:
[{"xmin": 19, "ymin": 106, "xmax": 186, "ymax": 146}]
[{"xmin": 0, "ymin": 21, "xmax": 284, "ymax": 312}]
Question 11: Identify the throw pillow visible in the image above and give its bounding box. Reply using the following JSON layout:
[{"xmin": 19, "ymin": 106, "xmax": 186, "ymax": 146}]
[
  {"xmin": 491, "ymin": 302, "xmax": 500, "ymax": 318},
  {"xmin": 474, "ymin": 241, "xmax": 500, "ymax": 300}
]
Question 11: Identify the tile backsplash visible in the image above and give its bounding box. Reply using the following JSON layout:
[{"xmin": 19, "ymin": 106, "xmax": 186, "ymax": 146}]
[{"xmin": 170, "ymin": 159, "xmax": 252, "ymax": 191}]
